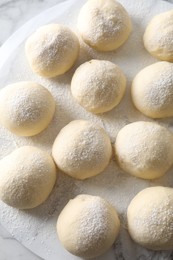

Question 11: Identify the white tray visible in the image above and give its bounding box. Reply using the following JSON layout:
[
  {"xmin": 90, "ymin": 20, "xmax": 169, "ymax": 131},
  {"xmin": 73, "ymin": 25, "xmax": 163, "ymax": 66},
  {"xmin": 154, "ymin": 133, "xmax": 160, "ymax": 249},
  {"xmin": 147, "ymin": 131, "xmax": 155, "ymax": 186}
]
[{"xmin": 0, "ymin": 0, "xmax": 173, "ymax": 259}]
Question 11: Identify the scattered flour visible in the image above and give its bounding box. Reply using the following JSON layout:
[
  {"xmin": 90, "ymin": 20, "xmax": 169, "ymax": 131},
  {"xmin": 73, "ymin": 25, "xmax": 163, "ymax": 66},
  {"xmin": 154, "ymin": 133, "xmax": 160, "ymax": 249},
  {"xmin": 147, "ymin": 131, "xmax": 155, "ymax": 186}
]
[{"xmin": 0, "ymin": 0, "xmax": 173, "ymax": 259}]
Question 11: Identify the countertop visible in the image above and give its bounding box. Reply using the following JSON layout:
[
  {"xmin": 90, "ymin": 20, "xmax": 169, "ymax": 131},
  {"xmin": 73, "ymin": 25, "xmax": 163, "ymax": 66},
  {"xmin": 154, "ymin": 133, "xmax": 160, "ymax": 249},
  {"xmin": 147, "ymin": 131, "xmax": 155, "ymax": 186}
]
[{"xmin": 0, "ymin": 0, "xmax": 173, "ymax": 259}]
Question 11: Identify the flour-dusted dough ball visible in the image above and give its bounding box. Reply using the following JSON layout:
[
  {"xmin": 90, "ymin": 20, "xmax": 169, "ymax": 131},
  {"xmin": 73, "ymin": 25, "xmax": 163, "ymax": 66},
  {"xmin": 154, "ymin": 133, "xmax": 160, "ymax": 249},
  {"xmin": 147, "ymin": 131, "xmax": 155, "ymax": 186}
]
[
  {"xmin": 131, "ymin": 62, "xmax": 173, "ymax": 118},
  {"xmin": 0, "ymin": 81, "xmax": 55, "ymax": 136},
  {"xmin": 52, "ymin": 120, "xmax": 112, "ymax": 180},
  {"xmin": 115, "ymin": 121, "xmax": 173, "ymax": 179},
  {"xmin": 25, "ymin": 24, "xmax": 79, "ymax": 78},
  {"xmin": 57, "ymin": 194, "xmax": 120, "ymax": 258},
  {"xmin": 78, "ymin": 0, "xmax": 132, "ymax": 51},
  {"xmin": 71, "ymin": 60, "xmax": 126, "ymax": 113},
  {"xmin": 127, "ymin": 186, "xmax": 173, "ymax": 250},
  {"xmin": 0, "ymin": 146, "xmax": 57, "ymax": 209},
  {"xmin": 144, "ymin": 10, "xmax": 173, "ymax": 61}
]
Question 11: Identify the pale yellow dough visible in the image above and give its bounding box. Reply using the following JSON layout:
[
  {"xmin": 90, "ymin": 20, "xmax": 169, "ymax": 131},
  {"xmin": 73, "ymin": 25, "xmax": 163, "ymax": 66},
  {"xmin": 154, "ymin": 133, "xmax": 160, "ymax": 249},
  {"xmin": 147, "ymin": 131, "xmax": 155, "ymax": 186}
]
[
  {"xmin": 0, "ymin": 81, "xmax": 55, "ymax": 136},
  {"xmin": 115, "ymin": 121, "xmax": 173, "ymax": 179},
  {"xmin": 57, "ymin": 194, "xmax": 120, "ymax": 258},
  {"xmin": 144, "ymin": 10, "xmax": 173, "ymax": 61},
  {"xmin": 0, "ymin": 146, "xmax": 57, "ymax": 209},
  {"xmin": 78, "ymin": 0, "xmax": 132, "ymax": 51},
  {"xmin": 131, "ymin": 61, "xmax": 173, "ymax": 118},
  {"xmin": 25, "ymin": 24, "xmax": 79, "ymax": 78},
  {"xmin": 127, "ymin": 186, "xmax": 173, "ymax": 250},
  {"xmin": 71, "ymin": 60, "xmax": 126, "ymax": 113},
  {"xmin": 52, "ymin": 120, "xmax": 112, "ymax": 180}
]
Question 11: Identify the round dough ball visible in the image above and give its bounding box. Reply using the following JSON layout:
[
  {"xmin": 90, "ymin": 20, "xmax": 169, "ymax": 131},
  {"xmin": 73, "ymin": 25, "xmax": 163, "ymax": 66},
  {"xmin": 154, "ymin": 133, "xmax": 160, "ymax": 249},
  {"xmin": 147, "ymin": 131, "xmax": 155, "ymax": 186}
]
[
  {"xmin": 143, "ymin": 10, "xmax": 173, "ymax": 61},
  {"xmin": 131, "ymin": 62, "xmax": 173, "ymax": 118},
  {"xmin": 71, "ymin": 60, "xmax": 126, "ymax": 113},
  {"xmin": 0, "ymin": 146, "xmax": 57, "ymax": 209},
  {"xmin": 57, "ymin": 194, "xmax": 120, "ymax": 258},
  {"xmin": 52, "ymin": 120, "xmax": 112, "ymax": 180},
  {"xmin": 77, "ymin": 0, "xmax": 132, "ymax": 51},
  {"xmin": 25, "ymin": 24, "xmax": 79, "ymax": 78},
  {"xmin": 0, "ymin": 81, "xmax": 55, "ymax": 136},
  {"xmin": 115, "ymin": 121, "xmax": 173, "ymax": 179},
  {"xmin": 127, "ymin": 186, "xmax": 173, "ymax": 250}
]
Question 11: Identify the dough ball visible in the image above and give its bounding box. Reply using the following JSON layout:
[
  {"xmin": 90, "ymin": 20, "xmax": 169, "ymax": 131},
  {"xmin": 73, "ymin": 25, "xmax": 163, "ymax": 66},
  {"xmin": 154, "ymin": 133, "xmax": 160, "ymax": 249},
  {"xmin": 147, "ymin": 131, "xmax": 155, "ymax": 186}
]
[
  {"xmin": 143, "ymin": 10, "xmax": 173, "ymax": 61},
  {"xmin": 0, "ymin": 81, "xmax": 55, "ymax": 136},
  {"xmin": 25, "ymin": 24, "xmax": 79, "ymax": 78},
  {"xmin": 57, "ymin": 194, "xmax": 120, "ymax": 258},
  {"xmin": 0, "ymin": 146, "xmax": 57, "ymax": 209},
  {"xmin": 71, "ymin": 60, "xmax": 126, "ymax": 113},
  {"xmin": 77, "ymin": 0, "xmax": 132, "ymax": 51},
  {"xmin": 131, "ymin": 62, "xmax": 173, "ymax": 118},
  {"xmin": 52, "ymin": 120, "xmax": 112, "ymax": 180},
  {"xmin": 127, "ymin": 186, "xmax": 173, "ymax": 250},
  {"xmin": 115, "ymin": 121, "xmax": 173, "ymax": 179}
]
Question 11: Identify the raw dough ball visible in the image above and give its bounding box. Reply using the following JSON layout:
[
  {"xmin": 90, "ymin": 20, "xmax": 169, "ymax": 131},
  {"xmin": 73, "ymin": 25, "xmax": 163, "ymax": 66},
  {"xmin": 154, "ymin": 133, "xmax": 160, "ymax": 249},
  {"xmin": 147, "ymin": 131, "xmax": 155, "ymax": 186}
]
[
  {"xmin": 115, "ymin": 121, "xmax": 173, "ymax": 179},
  {"xmin": 0, "ymin": 146, "xmax": 57, "ymax": 209},
  {"xmin": 77, "ymin": 0, "xmax": 132, "ymax": 51},
  {"xmin": 0, "ymin": 81, "xmax": 55, "ymax": 136},
  {"xmin": 127, "ymin": 186, "xmax": 173, "ymax": 250},
  {"xmin": 71, "ymin": 60, "xmax": 126, "ymax": 113},
  {"xmin": 131, "ymin": 62, "xmax": 173, "ymax": 118},
  {"xmin": 52, "ymin": 120, "xmax": 112, "ymax": 180},
  {"xmin": 25, "ymin": 24, "xmax": 79, "ymax": 78},
  {"xmin": 57, "ymin": 194, "xmax": 120, "ymax": 258},
  {"xmin": 144, "ymin": 10, "xmax": 173, "ymax": 61}
]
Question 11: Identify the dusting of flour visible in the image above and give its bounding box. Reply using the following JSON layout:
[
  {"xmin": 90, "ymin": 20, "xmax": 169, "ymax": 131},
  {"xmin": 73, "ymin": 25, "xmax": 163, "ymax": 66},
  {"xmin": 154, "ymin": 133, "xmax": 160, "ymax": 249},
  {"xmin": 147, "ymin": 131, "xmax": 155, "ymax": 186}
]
[{"xmin": 0, "ymin": 0, "xmax": 173, "ymax": 259}]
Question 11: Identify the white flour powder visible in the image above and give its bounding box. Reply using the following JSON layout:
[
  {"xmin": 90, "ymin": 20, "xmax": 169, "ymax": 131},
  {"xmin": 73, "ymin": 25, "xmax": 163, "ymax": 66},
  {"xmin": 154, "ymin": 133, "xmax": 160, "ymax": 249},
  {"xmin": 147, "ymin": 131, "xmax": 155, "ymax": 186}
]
[{"xmin": 0, "ymin": 0, "xmax": 173, "ymax": 259}]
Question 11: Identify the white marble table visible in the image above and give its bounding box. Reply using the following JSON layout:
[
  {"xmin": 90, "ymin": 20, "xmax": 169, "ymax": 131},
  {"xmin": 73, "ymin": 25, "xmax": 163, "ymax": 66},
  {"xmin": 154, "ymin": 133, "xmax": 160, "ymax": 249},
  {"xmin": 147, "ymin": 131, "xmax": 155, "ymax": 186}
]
[{"xmin": 0, "ymin": 0, "xmax": 173, "ymax": 259}]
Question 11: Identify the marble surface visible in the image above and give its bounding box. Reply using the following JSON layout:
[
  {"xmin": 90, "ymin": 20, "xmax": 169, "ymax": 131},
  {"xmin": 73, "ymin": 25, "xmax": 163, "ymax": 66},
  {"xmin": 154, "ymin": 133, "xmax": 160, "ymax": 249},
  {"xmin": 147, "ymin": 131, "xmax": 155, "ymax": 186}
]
[{"xmin": 0, "ymin": 0, "xmax": 173, "ymax": 259}]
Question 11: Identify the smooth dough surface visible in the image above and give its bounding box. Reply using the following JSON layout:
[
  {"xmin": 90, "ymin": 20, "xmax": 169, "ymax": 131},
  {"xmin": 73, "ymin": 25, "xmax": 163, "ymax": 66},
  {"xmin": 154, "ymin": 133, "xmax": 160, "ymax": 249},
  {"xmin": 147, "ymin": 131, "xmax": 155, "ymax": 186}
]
[
  {"xmin": 144, "ymin": 10, "xmax": 173, "ymax": 61},
  {"xmin": 127, "ymin": 186, "xmax": 173, "ymax": 250},
  {"xmin": 0, "ymin": 146, "xmax": 57, "ymax": 209},
  {"xmin": 131, "ymin": 61, "xmax": 173, "ymax": 118},
  {"xmin": 57, "ymin": 194, "xmax": 120, "ymax": 258},
  {"xmin": 71, "ymin": 60, "xmax": 126, "ymax": 113},
  {"xmin": 52, "ymin": 120, "xmax": 112, "ymax": 180},
  {"xmin": 77, "ymin": 0, "xmax": 132, "ymax": 51},
  {"xmin": 0, "ymin": 81, "xmax": 55, "ymax": 136},
  {"xmin": 115, "ymin": 121, "xmax": 173, "ymax": 179},
  {"xmin": 25, "ymin": 24, "xmax": 79, "ymax": 77}
]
